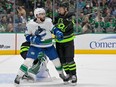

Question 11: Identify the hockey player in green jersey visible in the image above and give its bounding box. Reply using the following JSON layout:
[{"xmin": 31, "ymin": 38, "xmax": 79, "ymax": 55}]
[{"xmin": 54, "ymin": 2, "xmax": 77, "ymax": 85}]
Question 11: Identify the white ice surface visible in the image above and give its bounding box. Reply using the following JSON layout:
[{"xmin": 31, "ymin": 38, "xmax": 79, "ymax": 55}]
[{"xmin": 0, "ymin": 54, "xmax": 116, "ymax": 87}]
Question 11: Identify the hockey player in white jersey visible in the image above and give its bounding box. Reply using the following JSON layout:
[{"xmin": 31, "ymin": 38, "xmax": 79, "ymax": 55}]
[{"xmin": 14, "ymin": 8, "xmax": 66, "ymax": 85}]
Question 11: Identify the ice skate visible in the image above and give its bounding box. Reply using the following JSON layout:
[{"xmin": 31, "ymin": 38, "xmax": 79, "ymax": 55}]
[
  {"xmin": 14, "ymin": 75, "xmax": 21, "ymax": 85},
  {"xmin": 59, "ymin": 73, "xmax": 67, "ymax": 81},
  {"xmin": 63, "ymin": 74, "xmax": 71, "ymax": 84},
  {"xmin": 70, "ymin": 75, "xmax": 77, "ymax": 86}
]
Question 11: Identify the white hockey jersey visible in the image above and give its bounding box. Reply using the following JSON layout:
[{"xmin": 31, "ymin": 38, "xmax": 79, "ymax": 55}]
[{"xmin": 25, "ymin": 17, "xmax": 54, "ymax": 48}]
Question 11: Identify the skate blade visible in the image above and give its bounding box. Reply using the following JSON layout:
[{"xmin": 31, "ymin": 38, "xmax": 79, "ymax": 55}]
[
  {"xmin": 14, "ymin": 83, "xmax": 20, "ymax": 87},
  {"xmin": 63, "ymin": 81, "xmax": 69, "ymax": 85},
  {"xmin": 70, "ymin": 82, "xmax": 77, "ymax": 86},
  {"xmin": 20, "ymin": 79, "xmax": 35, "ymax": 83}
]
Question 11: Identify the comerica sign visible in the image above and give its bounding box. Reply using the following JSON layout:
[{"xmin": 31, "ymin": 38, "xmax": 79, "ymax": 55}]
[{"xmin": 90, "ymin": 41, "xmax": 116, "ymax": 49}]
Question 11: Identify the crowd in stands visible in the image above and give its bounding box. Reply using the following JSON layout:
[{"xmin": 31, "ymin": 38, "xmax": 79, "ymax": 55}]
[
  {"xmin": 0, "ymin": 0, "xmax": 116, "ymax": 33},
  {"xmin": 77, "ymin": 0, "xmax": 116, "ymax": 33},
  {"xmin": 0, "ymin": 0, "xmax": 14, "ymax": 32}
]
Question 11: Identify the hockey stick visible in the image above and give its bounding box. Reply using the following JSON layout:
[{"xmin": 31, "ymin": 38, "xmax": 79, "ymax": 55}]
[
  {"xmin": 42, "ymin": 57, "xmax": 53, "ymax": 81},
  {"xmin": 45, "ymin": 65, "xmax": 53, "ymax": 81},
  {"xmin": 45, "ymin": 32, "xmax": 86, "ymax": 40},
  {"xmin": 61, "ymin": 32, "xmax": 86, "ymax": 39}
]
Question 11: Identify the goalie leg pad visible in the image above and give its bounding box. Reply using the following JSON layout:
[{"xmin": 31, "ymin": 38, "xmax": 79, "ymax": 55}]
[
  {"xmin": 17, "ymin": 58, "xmax": 34, "ymax": 77},
  {"xmin": 24, "ymin": 58, "xmax": 34, "ymax": 66}
]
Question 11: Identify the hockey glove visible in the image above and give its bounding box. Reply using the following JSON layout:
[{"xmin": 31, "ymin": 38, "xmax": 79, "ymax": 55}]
[
  {"xmin": 30, "ymin": 36, "xmax": 41, "ymax": 44},
  {"xmin": 53, "ymin": 27, "xmax": 63, "ymax": 41},
  {"xmin": 56, "ymin": 31, "xmax": 63, "ymax": 41},
  {"xmin": 25, "ymin": 34, "xmax": 32, "ymax": 42}
]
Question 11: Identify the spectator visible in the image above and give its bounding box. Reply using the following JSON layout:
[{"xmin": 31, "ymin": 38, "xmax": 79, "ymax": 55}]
[
  {"xmin": 17, "ymin": 6, "xmax": 26, "ymax": 19},
  {"xmin": 5, "ymin": 1, "xmax": 13, "ymax": 14},
  {"xmin": 92, "ymin": 0, "xmax": 98, "ymax": 7},
  {"xmin": 36, "ymin": 0, "xmax": 45, "ymax": 8},
  {"xmin": 0, "ymin": 4, "xmax": 5, "ymax": 14},
  {"xmin": 95, "ymin": 13, "xmax": 104, "ymax": 22},
  {"xmin": 45, "ymin": 0, "xmax": 52, "ymax": 10},
  {"xmin": 7, "ymin": 12, "xmax": 14, "ymax": 23},
  {"xmin": 0, "ymin": 0, "xmax": 115, "ymax": 33},
  {"xmin": 27, "ymin": 11, "xmax": 34, "ymax": 21},
  {"xmin": 14, "ymin": 13, "xmax": 23, "ymax": 32},
  {"xmin": 0, "ymin": 16, "xmax": 7, "ymax": 32},
  {"xmin": 112, "ymin": 7, "xmax": 116, "ymax": 16},
  {"xmin": 0, "ymin": 24, "xmax": 5, "ymax": 32},
  {"xmin": 7, "ymin": 23, "xmax": 13, "ymax": 32}
]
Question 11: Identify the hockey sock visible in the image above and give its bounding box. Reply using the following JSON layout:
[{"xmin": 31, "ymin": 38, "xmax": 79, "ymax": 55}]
[
  {"xmin": 62, "ymin": 63, "xmax": 70, "ymax": 74},
  {"xmin": 51, "ymin": 58, "xmax": 63, "ymax": 74},
  {"xmin": 68, "ymin": 61, "xmax": 76, "ymax": 75}
]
